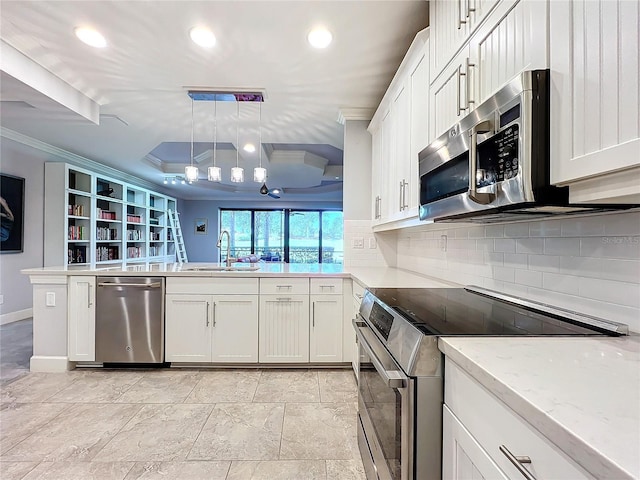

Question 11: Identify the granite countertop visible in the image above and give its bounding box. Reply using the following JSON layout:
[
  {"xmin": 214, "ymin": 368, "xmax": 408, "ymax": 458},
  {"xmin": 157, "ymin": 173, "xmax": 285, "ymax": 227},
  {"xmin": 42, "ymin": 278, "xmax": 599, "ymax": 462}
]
[
  {"xmin": 439, "ymin": 336, "xmax": 640, "ymax": 480},
  {"xmin": 22, "ymin": 263, "xmax": 459, "ymax": 288}
]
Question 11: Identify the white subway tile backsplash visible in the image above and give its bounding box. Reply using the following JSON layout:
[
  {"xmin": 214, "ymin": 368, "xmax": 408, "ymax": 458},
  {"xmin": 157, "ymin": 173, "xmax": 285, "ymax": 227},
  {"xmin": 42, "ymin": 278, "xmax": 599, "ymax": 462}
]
[
  {"xmin": 581, "ymin": 236, "xmax": 640, "ymax": 259},
  {"xmin": 528, "ymin": 254, "xmax": 560, "ymax": 273},
  {"xmin": 529, "ymin": 219, "xmax": 562, "ymax": 237},
  {"xmin": 599, "ymin": 259, "xmax": 640, "ymax": 283},
  {"xmin": 494, "ymin": 238, "xmax": 517, "ymax": 253},
  {"xmin": 514, "ymin": 269, "xmax": 543, "ymax": 287},
  {"xmin": 485, "ymin": 225, "xmax": 504, "ymax": 238},
  {"xmin": 560, "ymin": 216, "xmax": 606, "ymax": 237},
  {"xmin": 542, "ymin": 272, "xmax": 580, "ymax": 296},
  {"xmin": 516, "ymin": 238, "xmax": 544, "ymax": 254},
  {"xmin": 485, "ymin": 252, "xmax": 504, "ymax": 266},
  {"xmin": 603, "ymin": 212, "xmax": 640, "ymax": 236},
  {"xmin": 504, "ymin": 253, "xmax": 528, "ymax": 269},
  {"xmin": 504, "ymin": 222, "xmax": 530, "ymax": 238},
  {"xmin": 558, "ymin": 256, "xmax": 602, "ymax": 278},
  {"xmin": 476, "ymin": 239, "xmax": 495, "ymax": 252},
  {"xmin": 579, "ymin": 277, "xmax": 640, "ymax": 309},
  {"xmin": 493, "ymin": 266, "xmax": 515, "ymax": 283},
  {"xmin": 544, "ymin": 238, "xmax": 580, "ymax": 256}
]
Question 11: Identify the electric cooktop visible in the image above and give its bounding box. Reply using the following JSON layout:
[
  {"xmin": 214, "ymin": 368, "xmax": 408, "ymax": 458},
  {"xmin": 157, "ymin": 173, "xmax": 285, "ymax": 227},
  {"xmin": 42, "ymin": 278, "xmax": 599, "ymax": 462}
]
[{"xmin": 366, "ymin": 287, "xmax": 627, "ymax": 337}]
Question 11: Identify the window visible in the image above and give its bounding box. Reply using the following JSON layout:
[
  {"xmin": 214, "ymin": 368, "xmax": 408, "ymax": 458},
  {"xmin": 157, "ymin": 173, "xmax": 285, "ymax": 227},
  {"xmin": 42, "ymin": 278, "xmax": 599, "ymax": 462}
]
[{"xmin": 219, "ymin": 209, "xmax": 343, "ymax": 264}]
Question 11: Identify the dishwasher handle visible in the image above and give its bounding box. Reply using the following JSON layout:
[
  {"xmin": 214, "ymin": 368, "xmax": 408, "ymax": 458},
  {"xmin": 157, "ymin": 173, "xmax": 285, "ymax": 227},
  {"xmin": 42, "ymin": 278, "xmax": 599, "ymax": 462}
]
[{"xmin": 97, "ymin": 282, "xmax": 162, "ymax": 288}]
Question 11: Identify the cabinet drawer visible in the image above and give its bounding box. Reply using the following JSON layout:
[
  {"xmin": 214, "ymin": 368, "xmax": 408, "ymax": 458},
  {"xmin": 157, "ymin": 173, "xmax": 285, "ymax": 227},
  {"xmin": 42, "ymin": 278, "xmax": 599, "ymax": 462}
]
[
  {"xmin": 352, "ymin": 282, "xmax": 366, "ymax": 302},
  {"xmin": 260, "ymin": 277, "xmax": 309, "ymax": 295},
  {"xmin": 445, "ymin": 360, "xmax": 594, "ymax": 480},
  {"xmin": 166, "ymin": 277, "xmax": 258, "ymax": 295},
  {"xmin": 310, "ymin": 278, "xmax": 343, "ymax": 295}
]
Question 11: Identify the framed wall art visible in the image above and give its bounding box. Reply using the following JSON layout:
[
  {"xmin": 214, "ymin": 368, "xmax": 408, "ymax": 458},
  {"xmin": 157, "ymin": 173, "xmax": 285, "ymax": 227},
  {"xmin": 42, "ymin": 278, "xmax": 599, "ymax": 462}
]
[
  {"xmin": 194, "ymin": 218, "xmax": 208, "ymax": 235},
  {"xmin": 0, "ymin": 173, "xmax": 25, "ymax": 253}
]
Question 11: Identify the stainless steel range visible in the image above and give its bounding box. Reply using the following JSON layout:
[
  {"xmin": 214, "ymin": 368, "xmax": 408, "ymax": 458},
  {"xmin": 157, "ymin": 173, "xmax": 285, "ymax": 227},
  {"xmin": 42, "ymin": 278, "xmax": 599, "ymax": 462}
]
[{"xmin": 354, "ymin": 286, "xmax": 627, "ymax": 480}]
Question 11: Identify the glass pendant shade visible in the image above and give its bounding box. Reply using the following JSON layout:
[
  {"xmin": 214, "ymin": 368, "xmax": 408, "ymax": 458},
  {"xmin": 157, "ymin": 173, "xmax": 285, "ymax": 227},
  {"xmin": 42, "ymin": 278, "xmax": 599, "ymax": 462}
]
[
  {"xmin": 253, "ymin": 167, "xmax": 267, "ymax": 183},
  {"xmin": 185, "ymin": 165, "xmax": 198, "ymax": 183},
  {"xmin": 208, "ymin": 166, "xmax": 221, "ymax": 182},
  {"xmin": 231, "ymin": 166, "xmax": 244, "ymax": 183}
]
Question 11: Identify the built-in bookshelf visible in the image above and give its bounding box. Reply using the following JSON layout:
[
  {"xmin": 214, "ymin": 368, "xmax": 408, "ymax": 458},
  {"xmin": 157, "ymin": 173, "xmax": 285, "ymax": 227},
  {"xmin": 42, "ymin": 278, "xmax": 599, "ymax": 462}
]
[{"xmin": 44, "ymin": 163, "xmax": 177, "ymax": 268}]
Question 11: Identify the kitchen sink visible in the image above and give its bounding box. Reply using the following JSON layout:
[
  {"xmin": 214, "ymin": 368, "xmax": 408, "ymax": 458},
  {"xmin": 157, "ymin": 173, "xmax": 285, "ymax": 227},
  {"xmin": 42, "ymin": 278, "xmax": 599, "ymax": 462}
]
[{"xmin": 184, "ymin": 265, "xmax": 260, "ymax": 272}]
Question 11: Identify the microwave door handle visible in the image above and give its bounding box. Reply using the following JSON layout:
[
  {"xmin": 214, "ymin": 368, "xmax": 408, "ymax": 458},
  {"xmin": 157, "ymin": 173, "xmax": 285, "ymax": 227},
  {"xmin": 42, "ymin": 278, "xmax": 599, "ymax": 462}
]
[{"xmin": 468, "ymin": 120, "xmax": 497, "ymax": 205}]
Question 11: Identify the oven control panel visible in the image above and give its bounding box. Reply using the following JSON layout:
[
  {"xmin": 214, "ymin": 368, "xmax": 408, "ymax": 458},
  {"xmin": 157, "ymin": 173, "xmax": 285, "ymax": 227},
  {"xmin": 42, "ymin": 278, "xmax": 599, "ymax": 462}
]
[
  {"xmin": 477, "ymin": 124, "xmax": 520, "ymax": 186},
  {"xmin": 369, "ymin": 301, "xmax": 394, "ymax": 340}
]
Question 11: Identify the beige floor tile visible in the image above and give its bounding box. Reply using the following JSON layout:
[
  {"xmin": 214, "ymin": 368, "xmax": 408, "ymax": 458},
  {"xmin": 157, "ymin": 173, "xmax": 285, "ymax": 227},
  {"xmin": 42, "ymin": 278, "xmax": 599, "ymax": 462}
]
[
  {"xmin": 115, "ymin": 371, "xmax": 200, "ymax": 404},
  {"xmin": 2, "ymin": 403, "xmax": 142, "ymax": 462},
  {"xmin": 280, "ymin": 403, "xmax": 359, "ymax": 460},
  {"xmin": 0, "ymin": 461, "xmax": 39, "ymax": 480},
  {"xmin": 326, "ymin": 459, "xmax": 367, "ymax": 480},
  {"xmin": 185, "ymin": 370, "xmax": 261, "ymax": 403},
  {"xmin": 21, "ymin": 461, "xmax": 134, "ymax": 480},
  {"xmin": 227, "ymin": 460, "xmax": 327, "ymax": 480},
  {"xmin": 0, "ymin": 373, "xmax": 82, "ymax": 404},
  {"xmin": 93, "ymin": 404, "xmax": 212, "ymax": 462},
  {"xmin": 48, "ymin": 371, "xmax": 145, "ymax": 403},
  {"xmin": 318, "ymin": 370, "xmax": 357, "ymax": 403},
  {"xmin": 123, "ymin": 461, "xmax": 230, "ymax": 479},
  {"xmin": 253, "ymin": 370, "xmax": 320, "ymax": 403},
  {"xmin": 188, "ymin": 403, "xmax": 284, "ymax": 461},
  {"xmin": 0, "ymin": 403, "xmax": 69, "ymax": 454}
]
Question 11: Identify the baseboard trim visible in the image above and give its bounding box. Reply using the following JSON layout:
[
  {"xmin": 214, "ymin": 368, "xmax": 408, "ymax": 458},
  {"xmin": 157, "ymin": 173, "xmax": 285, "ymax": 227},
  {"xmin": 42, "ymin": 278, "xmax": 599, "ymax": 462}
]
[
  {"xmin": 0, "ymin": 308, "xmax": 33, "ymax": 325},
  {"xmin": 30, "ymin": 355, "xmax": 73, "ymax": 372}
]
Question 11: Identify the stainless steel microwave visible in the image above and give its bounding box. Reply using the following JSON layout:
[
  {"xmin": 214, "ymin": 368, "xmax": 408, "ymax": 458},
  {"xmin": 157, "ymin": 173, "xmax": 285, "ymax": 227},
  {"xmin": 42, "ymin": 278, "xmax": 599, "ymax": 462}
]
[{"xmin": 418, "ymin": 70, "xmax": 635, "ymax": 223}]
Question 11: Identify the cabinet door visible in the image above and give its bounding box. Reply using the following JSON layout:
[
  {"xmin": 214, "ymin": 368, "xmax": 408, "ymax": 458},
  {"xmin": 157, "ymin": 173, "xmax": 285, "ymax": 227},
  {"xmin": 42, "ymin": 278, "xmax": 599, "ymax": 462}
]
[
  {"xmin": 409, "ymin": 47, "xmax": 430, "ymax": 215},
  {"xmin": 430, "ymin": 0, "xmax": 471, "ymax": 81},
  {"xmin": 371, "ymin": 125, "xmax": 384, "ymax": 222},
  {"xmin": 392, "ymin": 81, "xmax": 410, "ymax": 217},
  {"xmin": 259, "ymin": 295, "xmax": 310, "ymax": 363},
  {"xmin": 165, "ymin": 294, "xmax": 211, "ymax": 362},
  {"xmin": 550, "ymin": 0, "xmax": 640, "ymax": 196},
  {"xmin": 472, "ymin": 0, "xmax": 547, "ymax": 105},
  {"xmin": 68, "ymin": 276, "xmax": 96, "ymax": 361},
  {"xmin": 379, "ymin": 108, "xmax": 394, "ymax": 223},
  {"xmin": 431, "ymin": 46, "xmax": 472, "ymax": 141},
  {"xmin": 443, "ymin": 405, "xmax": 509, "ymax": 480},
  {"xmin": 310, "ymin": 294, "xmax": 344, "ymax": 363},
  {"xmin": 211, "ymin": 295, "xmax": 258, "ymax": 363}
]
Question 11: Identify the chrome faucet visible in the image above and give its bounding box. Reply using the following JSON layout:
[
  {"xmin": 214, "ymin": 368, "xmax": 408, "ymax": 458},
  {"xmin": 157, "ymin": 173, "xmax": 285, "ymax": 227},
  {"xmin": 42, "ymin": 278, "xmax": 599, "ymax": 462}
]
[{"xmin": 216, "ymin": 230, "xmax": 232, "ymax": 267}]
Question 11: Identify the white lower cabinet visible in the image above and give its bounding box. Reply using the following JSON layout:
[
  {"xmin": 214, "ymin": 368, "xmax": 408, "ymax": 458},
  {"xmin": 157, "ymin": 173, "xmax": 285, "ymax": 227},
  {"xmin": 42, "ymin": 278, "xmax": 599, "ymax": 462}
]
[
  {"xmin": 444, "ymin": 359, "xmax": 595, "ymax": 480},
  {"xmin": 310, "ymin": 294, "xmax": 343, "ymax": 363},
  {"xmin": 443, "ymin": 405, "xmax": 509, "ymax": 480},
  {"xmin": 259, "ymin": 294, "xmax": 310, "ymax": 363},
  {"xmin": 68, "ymin": 276, "xmax": 96, "ymax": 361},
  {"xmin": 165, "ymin": 293, "xmax": 258, "ymax": 363}
]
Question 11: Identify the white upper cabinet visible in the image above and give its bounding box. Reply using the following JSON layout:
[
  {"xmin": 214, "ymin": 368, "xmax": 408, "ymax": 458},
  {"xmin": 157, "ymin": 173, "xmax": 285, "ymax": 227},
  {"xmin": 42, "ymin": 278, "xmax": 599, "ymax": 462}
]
[
  {"xmin": 369, "ymin": 28, "xmax": 430, "ymax": 227},
  {"xmin": 550, "ymin": 0, "xmax": 640, "ymax": 203},
  {"xmin": 430, "ymin": 0, "xmax": 500, "ymax": 83}
]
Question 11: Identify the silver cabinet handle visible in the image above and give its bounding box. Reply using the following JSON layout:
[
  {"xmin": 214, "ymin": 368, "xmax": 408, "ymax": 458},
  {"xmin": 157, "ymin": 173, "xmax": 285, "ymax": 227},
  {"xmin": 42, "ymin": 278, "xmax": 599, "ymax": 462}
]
[
  {"xmin": 499, "ymin": 445, "xmax": 536, "ymax": 480},
  {"xmin": 276, "ymin": 297, "xmax": 292, "ymax": 302},
  {"xmin": 458, "ymin": 0, "xmax": 467, "ymax": 29},
  {"xmin": 468, "ymin": 120, "xmax": 496, "ymax": 204},
  {"xmin": 312, "ymin": 301, "xmax": 315, "ymax": 327},
  {"xmin": 467, "ymin": 0, "xmax": 476, "ymax": 17},
  {"xmin": 465, "ymin": 57, "xmax": 476, "ymax": 109},
  {"xmin": 399, "ymin": 181, "xmax": 403, "ymax": 211},
  {"xmin": 206, "ymin": 301, "xmax": 210, "ymax": 326},
  {"xmin": 457, "ymin": 64, "xmax": 464, "ymax": 115},
  {"xmin": 402, "ymin": 179, "xmax": 408, "ymax": 210},
  {"xmin": 97, "ymin": 282, "xmax": 162, "ymax": 288},
  {"xmin": 276, "ymin": 285, "xmax": 292, "ymax": 290},
  {"xmin": 87, "ymin": 283, "xmax": 93, "ymax": 307},
  {"xmin": 212, "ymin": 301, "xmax": 216, "ymax": 327}
]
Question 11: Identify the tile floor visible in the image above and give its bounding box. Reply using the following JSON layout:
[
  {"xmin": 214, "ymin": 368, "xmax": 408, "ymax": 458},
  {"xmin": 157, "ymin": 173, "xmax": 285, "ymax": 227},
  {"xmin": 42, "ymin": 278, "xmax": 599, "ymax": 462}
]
[
  {"xmin": 0, "ymin": 319, "xmax": 32, "ymax": 385},
  {"xmin": 0, "ymin": 367, "xmax": 366, "ymax": 480}
]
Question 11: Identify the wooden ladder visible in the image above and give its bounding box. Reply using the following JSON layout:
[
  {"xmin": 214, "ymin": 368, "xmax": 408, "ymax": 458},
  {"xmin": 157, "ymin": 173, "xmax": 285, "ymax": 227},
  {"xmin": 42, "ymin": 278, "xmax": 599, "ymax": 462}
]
[{"xmin": 167, "ymin": 209, "xmax": 188, "ymax": 263}]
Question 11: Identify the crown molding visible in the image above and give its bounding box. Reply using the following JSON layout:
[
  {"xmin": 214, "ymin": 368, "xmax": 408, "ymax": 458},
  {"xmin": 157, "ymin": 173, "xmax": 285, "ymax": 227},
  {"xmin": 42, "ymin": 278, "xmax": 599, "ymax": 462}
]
[
  {"xmin": 1, "ymin": 127, "xmax": 161, "ymax": 191},
  {"xmin": 337, "ymin": 108, "xmax": 375, "ymax": 125}
]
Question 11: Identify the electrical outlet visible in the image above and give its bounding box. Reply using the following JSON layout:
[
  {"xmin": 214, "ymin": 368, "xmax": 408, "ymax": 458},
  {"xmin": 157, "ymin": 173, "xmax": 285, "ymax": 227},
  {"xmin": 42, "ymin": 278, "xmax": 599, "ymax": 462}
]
[
  {"xmin": 46, "ymin": 292, "xmax": 56, "ymax": 307},
  {"xmin": 439, "ymin": 234, "xmax": 448, "ymax": 252},
  {"xmin": 352, "ymin": 237, "xmax": 365, "ymax": 249},
  {"xmin": 368, "ymin": 237, "xmax": 377, "ymax": 249}
]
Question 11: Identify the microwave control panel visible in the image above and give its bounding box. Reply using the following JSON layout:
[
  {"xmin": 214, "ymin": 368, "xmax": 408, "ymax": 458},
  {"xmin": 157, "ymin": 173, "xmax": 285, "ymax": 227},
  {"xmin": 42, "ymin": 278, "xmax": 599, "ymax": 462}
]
[{"xmin": 477, "ymin": 124, "xmax": 520, "ymax": 187}]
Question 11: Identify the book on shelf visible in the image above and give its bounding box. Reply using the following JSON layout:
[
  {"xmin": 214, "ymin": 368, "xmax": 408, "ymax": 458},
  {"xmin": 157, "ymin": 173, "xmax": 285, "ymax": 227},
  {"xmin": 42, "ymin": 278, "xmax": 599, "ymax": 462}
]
[
  {"xmin": 68, "ymin": 204, "xmax": 85, "ymax": 216},
  {"xmin": 97, "ymin": 208, "xmax": 117, "ymax": 220},
  {"xmin": 127, "ymin": 214, "xmax": 143, "ymax": 223},
  {"xmin": 68, "ymin": 245, "xmax": 87, "ymax": 264},
  {"xmin": 68, "ymin": 225, "xmax": 87, "ymax": 240}
]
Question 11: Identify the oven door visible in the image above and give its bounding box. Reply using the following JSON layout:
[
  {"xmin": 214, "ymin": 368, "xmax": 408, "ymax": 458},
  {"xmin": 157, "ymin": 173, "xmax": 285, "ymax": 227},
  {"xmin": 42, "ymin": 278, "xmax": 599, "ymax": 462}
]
[{"xmin": 354, "ymin": 318, "xmax": 412, "ymax": 480}]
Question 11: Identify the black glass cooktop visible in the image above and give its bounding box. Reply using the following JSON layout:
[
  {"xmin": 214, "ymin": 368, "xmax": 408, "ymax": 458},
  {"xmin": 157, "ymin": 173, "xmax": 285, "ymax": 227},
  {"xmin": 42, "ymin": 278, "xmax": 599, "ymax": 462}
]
[{"xmin": 367, "ymin": 288, "xmax": 617, "ymax": 337}]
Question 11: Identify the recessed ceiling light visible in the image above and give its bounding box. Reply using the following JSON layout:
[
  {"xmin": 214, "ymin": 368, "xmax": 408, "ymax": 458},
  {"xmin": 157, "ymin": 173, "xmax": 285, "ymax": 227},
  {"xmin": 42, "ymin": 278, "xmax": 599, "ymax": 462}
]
[
  {"xmin": 243, "ymin": 143, "xmax": 256, "ymax": 153},
  {"xmin": 74, "ymin": 27, "xmax": 107, "ymax": 48},
  {"xmin": 190, "ymin": 26, "xmax": 216, "ymax": 48},
  {"xmin": 307, "ymin": 27, "xmax": 332, "ymax": 48}
]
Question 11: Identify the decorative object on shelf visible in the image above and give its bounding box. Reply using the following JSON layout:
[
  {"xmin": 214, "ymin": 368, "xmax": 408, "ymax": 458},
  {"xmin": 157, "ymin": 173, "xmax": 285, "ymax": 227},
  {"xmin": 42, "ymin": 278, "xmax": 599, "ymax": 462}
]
[
  {"xmin": 97, "ymin": 186, "xmax": 114, "ymax": 197},
  {"xmin": 184, "ymin": 96, "xmax": 199, "ymax": 183},
  {"xmin": 0, "ymin": 173, "xmax": 24, "ymax": 253},
  {"xmin": 194, "ymin": 218, "xmax": 208, "ymax": 235},
  {"xmin": 231, "ymin": 101, "xmax": 244, "ymax": 183},
  {"xmin": 208, "ymin": 100, "xmax": 222, "ymax": 182},
  {"xmin": 253, "ymin": 102, "xmax": 266, "ymax": 183}
]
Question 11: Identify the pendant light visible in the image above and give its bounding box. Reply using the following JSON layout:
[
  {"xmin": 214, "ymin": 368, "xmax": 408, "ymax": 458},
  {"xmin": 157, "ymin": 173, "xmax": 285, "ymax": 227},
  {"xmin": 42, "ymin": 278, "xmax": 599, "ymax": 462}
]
[
  {"xmin": 253, "ymin": 102, "xmax": 267, "ymax": 183},
  {"xmin": 207, "ymin": 100, "xmax": 222, "ymax": 182},
  {"xmin": 230, "ymin": 101, "xmax": 244, "ymax": 183},
  {"xmin": 184, "ymin": 97, "xmax": 199, "ymax": 183}
]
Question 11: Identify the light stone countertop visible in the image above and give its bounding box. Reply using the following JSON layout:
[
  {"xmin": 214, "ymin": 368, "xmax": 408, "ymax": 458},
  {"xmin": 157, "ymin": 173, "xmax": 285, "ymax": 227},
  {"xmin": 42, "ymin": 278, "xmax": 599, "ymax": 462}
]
[
  {"xmin": 438, "ymin": 336, "xmax": 640, "ymax": 480},
  {"xmin": 21, "ymin": 263, "xmax": 460, "ymax": 289}
]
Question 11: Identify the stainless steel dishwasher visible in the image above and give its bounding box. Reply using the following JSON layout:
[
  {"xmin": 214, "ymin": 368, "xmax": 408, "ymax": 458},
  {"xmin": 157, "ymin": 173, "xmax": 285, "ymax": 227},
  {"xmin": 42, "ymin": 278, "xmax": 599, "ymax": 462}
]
[{"xmin": 95, "ymin": 277, "xmax": 165, "ymax": 363}]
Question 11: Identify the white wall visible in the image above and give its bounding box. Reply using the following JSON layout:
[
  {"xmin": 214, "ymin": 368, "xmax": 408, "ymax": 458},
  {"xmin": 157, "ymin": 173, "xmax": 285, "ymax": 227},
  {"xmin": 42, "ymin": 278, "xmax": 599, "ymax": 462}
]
[
  {"xmin": 395, "ymin": 211, "xmax": 640, "ymax": 332},
  {"xmin": 0, "ymin": 137, "xmax": 46, "ymax": 321}
]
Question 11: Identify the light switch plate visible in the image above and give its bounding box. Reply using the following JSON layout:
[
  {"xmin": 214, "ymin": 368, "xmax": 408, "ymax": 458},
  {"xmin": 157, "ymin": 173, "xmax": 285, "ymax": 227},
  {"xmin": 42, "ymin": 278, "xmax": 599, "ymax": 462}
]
[
  {"xmin": 46, "ymin": 292, "xmax": 56, "ymax": 307},
  {"xmin": 352, "ymin": 237, "xmax": 365, "ymax": 249},
  {"xmin": 368, "ymin": 237, "xmax": 377, "ymax": 249}
]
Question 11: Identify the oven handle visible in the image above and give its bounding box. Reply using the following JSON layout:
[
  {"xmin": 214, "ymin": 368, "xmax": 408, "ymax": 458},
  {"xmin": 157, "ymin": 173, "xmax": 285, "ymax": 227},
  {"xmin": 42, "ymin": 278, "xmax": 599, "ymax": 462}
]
[{"xmin": 353, "ymin": 319, "xmax": 407, "ymax": 389}]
